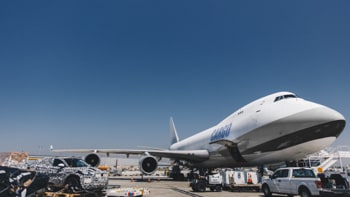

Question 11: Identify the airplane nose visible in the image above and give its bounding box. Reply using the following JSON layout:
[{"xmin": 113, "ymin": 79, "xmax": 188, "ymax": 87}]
[
  {"xmin": 315, "ymin": 105, "xmax": 345, "ymax": 122},
  {"xmin": 301, "ymin": 105, "xmax": 346, "ymax": 138}
]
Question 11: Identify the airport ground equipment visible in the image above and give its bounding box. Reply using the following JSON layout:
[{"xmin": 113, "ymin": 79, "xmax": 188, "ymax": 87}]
[
  {"xmin": 262, "ymin": 167, "xmax": 322, "ymax": 197},
  {"xmin": 221, "ymin": 169, "xmax": 261, "ymax": 192},
  {"xmin": 106, "ymin": 187, "xmax": 150, "ymax": 197},
  {"xmin": 28, "ymin": 157, "xmax": 108, "ymax": 194},
  {"xmin": 190, "ymin": 173, "xmax": 223, "ymax": 192},
  {"xmin": 42, "ymin": 191, "xmax": 105, "ymax": 197},
  {"xmin": 168, "ymin": 165, "xmax": 185, "ymax": 180},
  {"xmin": 317, "ymin": 173, "xmax": 350, "ymax": 196}
]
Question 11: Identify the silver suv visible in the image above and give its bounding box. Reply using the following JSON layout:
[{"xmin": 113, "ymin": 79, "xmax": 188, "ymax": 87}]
[{"xmin": 29, "ymin": 157, "xmax": 108, "ymax": 193}]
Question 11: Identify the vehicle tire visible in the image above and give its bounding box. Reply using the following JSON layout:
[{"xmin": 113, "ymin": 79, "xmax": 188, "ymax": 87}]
[
  {"xmin": 262, "ymin": 184, "xmax": 272, "ymax": 197},
  {"xmin": 64, "ymin": 176, "xmax": 81, "ymax": 193},
  {"xmin": 46, "ymin": 182, "xmax": 58, "ymax": 192},
  {"xmin": 191, "ymin": 185, "xmax": 197, "ymax": 192},
  {"xmin": 299, "ymin": 188, "xmax": 311, "ymax": 197},
  {"xmin": 215, "ymin": 185, "xmax": 222, "ymax": 192},
  {"xmin": 287, "ymin": 195, "xmax": 294, "ymax": 197},
  {"xmin": 197, "ymin": 180, "xmax": 206, "ymax": 192}
]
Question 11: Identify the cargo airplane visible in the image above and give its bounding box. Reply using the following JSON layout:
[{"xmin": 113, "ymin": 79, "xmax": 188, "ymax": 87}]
[{"xmin": 51, "ymin": 92, "xmax": 346, "ymax": 175}]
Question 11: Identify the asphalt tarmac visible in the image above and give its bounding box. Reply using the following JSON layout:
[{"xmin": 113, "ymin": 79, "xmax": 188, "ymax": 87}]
[{"xmin": 107, "ymin": 176, "xmax": 287, "ymax": 197}]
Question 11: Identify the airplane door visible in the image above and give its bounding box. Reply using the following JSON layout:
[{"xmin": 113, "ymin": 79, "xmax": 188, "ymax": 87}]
[{"xmin": 253, "ymin": 99, "xmax": 266, "ymax": 126}]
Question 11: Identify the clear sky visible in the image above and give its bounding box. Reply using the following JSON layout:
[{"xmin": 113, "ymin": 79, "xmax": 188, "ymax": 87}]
[{"xmin": 0, "ymin": 1, "xmax": 349, "ymax": 154}]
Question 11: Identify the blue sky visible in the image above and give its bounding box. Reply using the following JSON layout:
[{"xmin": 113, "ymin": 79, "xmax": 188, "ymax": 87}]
[{"xmin": 0, "ymin": 1, "xmax": 349, "ymax": 154}]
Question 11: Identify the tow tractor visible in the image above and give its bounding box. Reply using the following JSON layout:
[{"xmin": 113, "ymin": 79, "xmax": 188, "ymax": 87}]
[{"xmin": 190, "ymin": 173, "xmax": 223, "ymax": 192}]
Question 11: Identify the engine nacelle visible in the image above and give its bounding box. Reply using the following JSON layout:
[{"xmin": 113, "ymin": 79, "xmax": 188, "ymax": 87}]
[
  {"xmin": 139, "ymin": 155, "xmax": 158, "ymax": 175},
  {"xmin": 85, "ymin": 154, "xmax": 100, "ymax": 167}
]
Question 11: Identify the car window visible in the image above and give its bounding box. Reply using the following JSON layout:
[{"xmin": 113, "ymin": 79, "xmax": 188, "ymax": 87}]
[
  {"xmin": 281, "ymin": 169, "xmax": 289, "ymax": 178},
  {"xmin": 64, "ymin": 158, "xmax": 89, "ymax": 167},
  {"xmin": 53, "ymin": 159, "xmax": 65, "ymax": 167},
  {"xmin": 272, "ymin": 170, "xmax": 282, "ymax": 178},
  {"xmin": 75, "ymin": 159, "xmax": 89, "ymax": 167},
  {"xmin": 272, "ymin": 169, "xmax": 289, "ymax": 178},
  {"xmin": 292, "ymin": 169, "xmax": 316, "ymax": 178}
]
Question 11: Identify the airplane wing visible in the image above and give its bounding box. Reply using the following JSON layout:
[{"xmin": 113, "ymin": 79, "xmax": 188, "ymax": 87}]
[{"xmin": 50, "ymin": 146, "xmax": 209, "ymax": 162}]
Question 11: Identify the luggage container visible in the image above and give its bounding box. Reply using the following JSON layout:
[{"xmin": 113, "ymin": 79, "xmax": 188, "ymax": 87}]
[{"xmin": 221, "ymin": 169, "xmax": 260, "ymax": 192}]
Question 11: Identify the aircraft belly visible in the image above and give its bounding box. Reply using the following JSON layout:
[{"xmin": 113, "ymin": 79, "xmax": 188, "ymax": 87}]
[
  {"xmin": 198, "ymin": 137, "xmax": 336, "ymax": 168},
  {"xmin": 242, "ymin": 137, "xmax": 336, "ymax": 165}
]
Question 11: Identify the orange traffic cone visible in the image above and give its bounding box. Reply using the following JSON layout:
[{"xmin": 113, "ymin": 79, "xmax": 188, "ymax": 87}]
[{"xmin": 247, "ymin": 173, "xmax": 252, "ymax": 184}]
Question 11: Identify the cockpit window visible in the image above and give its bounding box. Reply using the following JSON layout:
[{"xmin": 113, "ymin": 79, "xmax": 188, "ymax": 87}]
[
  {"xmin": 274, "ymin": 94, "xmax": 297, "ymax": 102},
  {"xmin": 274, "ymin": 96, "xmax": 283, "ymax": 102},
  {"xmin": 284, "ymin": 94, "xmax": 297, "ymax": 99}
]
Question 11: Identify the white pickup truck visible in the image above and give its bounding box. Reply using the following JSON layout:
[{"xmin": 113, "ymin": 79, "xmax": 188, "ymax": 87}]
[{"xmin": 262, "ymin": 167, "xmax": 322, "ymax": 197}]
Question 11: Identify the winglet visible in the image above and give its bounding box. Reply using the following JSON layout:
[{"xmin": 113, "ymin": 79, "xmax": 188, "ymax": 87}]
[{"xmin": 170, "ymin": 117, "xmax": 179, "ymax": 145}]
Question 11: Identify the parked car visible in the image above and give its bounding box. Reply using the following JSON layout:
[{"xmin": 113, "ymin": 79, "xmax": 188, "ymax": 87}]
[
  {"xmin": 262, "ymin": 167, "xmax": 322, "ymax": 197},
  {"xmin": 29, "ymin": 157, "xmax": 108, "ymax": 193}
]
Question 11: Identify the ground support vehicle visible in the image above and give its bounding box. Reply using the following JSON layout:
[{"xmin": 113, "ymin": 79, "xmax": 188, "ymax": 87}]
[
  {"xmin": 221, "ymin": 169, "xmax": 261, "ymax": 192},
  {"xmin": 226, "ymin": 182, "xmax": 261, "ymax": 192},
  {"xmin": 28, "ymin": 157, "xmax": 108, "ymax": 194},
  {"xmin": 168, "ymin": 165, "xmax": 185, "ymax": 181},
  {"xmin": 262, "ymin": 167, "xmax": 322, "ymax": 197},
  {"xmin": 190, "ymin": 173, "xmax": 222, "ymax": 192},
  {"xmin": 318, "ymin": 173, "xmax": 350, "ymax": 196},
  {"xmin": 319, "ymin": 189, "xmax": 350, "ymax": 197}
]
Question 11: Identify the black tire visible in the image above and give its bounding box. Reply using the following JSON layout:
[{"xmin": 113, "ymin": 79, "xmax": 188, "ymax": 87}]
[
  {"xmin": 64, "ymin": 176, "xmax": 81, "ymax": 193},
  {"xmin": 262, "ymin": 184, "xmax": 272, "ymax": 197},
  {"xmin": 191, "ymin": 185, "xmax": 197, "ymax": 192},
  {"xmin": 46, "ymin": 182, "xmax": 57, "ymax": 192},
  {"xmin": 299, "ymin": 188, "xmax": 311, "ymax": 197},
  {"xmin": 196, "ymin": 180, "xmax": 206, "ymax": 192},
  {"xmin": 215, "ymin": 185, "xmax": 222, "ymax": 192}
]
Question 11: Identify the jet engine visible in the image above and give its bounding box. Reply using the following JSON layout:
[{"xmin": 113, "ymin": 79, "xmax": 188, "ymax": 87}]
[
  {"xmin": 139, "ymin": 155, "xmax": 158, "ymax": 175},
  {"xmin": 85, "ymin": 153, "xmax": 100, "ymax": 167}
]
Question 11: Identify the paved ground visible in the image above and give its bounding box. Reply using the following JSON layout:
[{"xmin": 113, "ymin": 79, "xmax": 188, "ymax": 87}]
[{"xmin": 107, "ymin": 176, "xmax": 287, "ymax": 197}]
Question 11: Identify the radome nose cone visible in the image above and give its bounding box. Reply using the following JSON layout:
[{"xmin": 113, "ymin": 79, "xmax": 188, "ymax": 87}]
[
  {"xmin": 303, "ymin": 105, "xmax": 345, "ymax": 124},
  {"xmin": 308, "ymin": 105, "xmax": 346, "ymax": 137},
  {"xmin": 323, "ymin": 105, "xmax": 346, "ymax": 122}
]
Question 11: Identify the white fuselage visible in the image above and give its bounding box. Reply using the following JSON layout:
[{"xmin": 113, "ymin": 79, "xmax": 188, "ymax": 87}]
[{"xmin": 170, "ymin": 92, "xmax": 346, "ymax": 168}]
